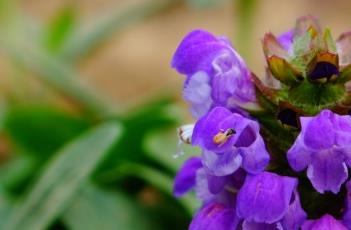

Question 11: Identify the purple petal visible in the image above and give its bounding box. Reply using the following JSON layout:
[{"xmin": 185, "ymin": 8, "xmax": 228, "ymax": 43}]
[
  {"xmin": 306, "ymin": 149, "xmax": 348, "ymax": 194},
  {"xmin": 236, "ymin": 172, "xmax": 297, "ymax": 224},
  {"xmin": 302, "ymin": 110, "xmax": 351, "ymax": 151},
  {"xmin": 202, "ymin": 149, "xmax": 242, "ymax": 176},
  {"xmin": 192, "ymin": 107, "xmax": 243, "ymax": 153},
  {"xmin": 287, "ymin": 116, "xmax": 313, "ymax": 171},
  {"xmin": 173, "ymin": 157, "xmax": 202, "ymax": 197},
  {"xmin": 195, "ymin": 168, "xmax": 214, "ymax": 202},
  {"xmin": 281, "ymin": 190, "xmax": 307, "ymax": 230},
  {"xmin": 343, "ymin": 180, "xmax": 351, "ymax": 228},
  {"xmin": 277, "ymin": 30, "xmax": 294, "ymax": 54},
  {"xmin": 242, "ymin": 221, "xmax": 283, "ymax": 230},
  {"xmin": 235, "ymin": 121, "xmax": 270, "ymax": 174},
  {"xmin": 304, "ymin": 110, "xmax": 337, "ymax": 150},
  {"xmin": 171, "ymin": 29, "xmax": 229, "ymax": 76},
  {"xmin": 206, "ymin": 173, "xmax": 229, "ymax": 194},
  {"xmin": 302, "ymin": 214, "xmax": 348, "ymax": 230},
  {"xmin": 189, "ymin": 203, "xmax": 240, "ymax": 230},
  {"xmin": 183, "ymin": 71, "xmax": 213, "ymax": 118},
  {"xmin": 211, "ymin": 50, "xmax": 257, "ymax": 108},
  {"xmin": 287, "ymin": 136, "xmax": 311, "ymax": 171},
  {"xmin": 288, "ymin": 110, "xmax": 351, "ymax": 193}
]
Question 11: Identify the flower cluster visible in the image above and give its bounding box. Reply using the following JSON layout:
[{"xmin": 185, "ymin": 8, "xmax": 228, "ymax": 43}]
[{"xmin": 171, "ymin": 16, "xmax": 351, "ymax": 229}]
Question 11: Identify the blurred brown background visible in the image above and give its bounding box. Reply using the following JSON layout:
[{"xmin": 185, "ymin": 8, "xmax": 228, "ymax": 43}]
[{"xmin": 5, "ymin": 0, "xmax": 351, "ymax": 108}]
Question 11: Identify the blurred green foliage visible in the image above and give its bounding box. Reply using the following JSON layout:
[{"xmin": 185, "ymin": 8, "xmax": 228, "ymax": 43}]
[{"xmin": 0, "ymin": 0, "xmax": 256, "ymax": 229}]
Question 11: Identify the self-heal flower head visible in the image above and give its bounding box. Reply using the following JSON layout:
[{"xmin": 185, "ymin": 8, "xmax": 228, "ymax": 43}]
[
  {"xmin": 172, "ymin": 30, "xmax": 258, "ymax": 118},
  {"xmin": 287, "ymin": 109, "xmax": 351, "ymax": 194},
  {"xmin": 192, "ymin": 106, "xmax": 270, "ymax": 176},
  {"xmin": 236, "ymin": 172, "xmax": 307, "ymax": 230},
  {"xmin": 302, "ymin": 214, "xmax": 348, "ymax": 230},
  {"xmin": 172, "ymin": 16, "xmax": 351, "ymax": 230}
]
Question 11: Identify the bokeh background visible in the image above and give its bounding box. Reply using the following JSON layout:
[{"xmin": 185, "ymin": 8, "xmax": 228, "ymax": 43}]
[{"xmin": 0, "ymin": 0, "xmax": 350, "ymax": 229}]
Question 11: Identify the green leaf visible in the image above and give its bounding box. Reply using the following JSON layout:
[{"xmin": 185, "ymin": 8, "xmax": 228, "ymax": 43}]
[
  {"xmin": 0, "ymin": 185, "xmax": 14, "ymax": 229},
  {"xmin": 96, "ymin": 98, "xmax": 179, "ymax": 175},
  {"xmin": 113, "ymin": 163, "xmax": 199, "ymax": 216},
  {"xmin": 286, "ymin": 80, "xmax": 345, "ymax": 114},
  {"xmin": 63, "ymin": 184, "xmax": 160, "ymax": 230},
  {"xmin": 0, "ymin": 37, "xmax": 110, "ymax": 116},
  {"xmin": 44, "ymin": 6, "xmax": 76, "ymax": 53},
  {"xmin": 0, "ymin": 155, "xmax": 39, "ymax": 196},
  {"xmin": 3, "ymin": 106, "xmax": 90, "ymax": 157},
  {"xmin": 187, "ymin": 0, "xmax": 228, "ymax": 8},
  {"xmin": 4, "ymin": 122, "xmax": 122, "ymax": 230}
]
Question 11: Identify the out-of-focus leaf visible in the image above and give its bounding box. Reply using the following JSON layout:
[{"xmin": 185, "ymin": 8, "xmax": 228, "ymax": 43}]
[
  {"xmin": 235, "ymin": 0, "xmax": 258, "ymax": 60},
  {"xmin": 0, "ymin": 155, "xmax": 38, "ymax": 196},
  {"xmin": 4, "ymin": 122, "xmax": 122, "ymax": 230},
  {"xmin": 144, "ymin": 128, "xmax": 200, "ymax": 173},
  {"xmin": 0, "ymin": 38, "xmax": 110, "ymax": 116},
  {"xmin": 96, "ymin": 98, "xmax": 179, "ymax": 175},
  {"xmin": 3, "ymin": 106, "xmax": 90, "ymax": 157},
  {"xmin": 60, "ymin": 0, "xmax": 182, "ymax": 61},
  {"xmin": 114, "ymin": 163, "xmax": 198, "ymax": 215},
  {"xmin": 187, "ymin": 0, "xmax": 228, "ymax": 8},
  {"xmin": 0, "ymin": 185, "xmax": 14, "ymax": 229},
  {"xmin": 44, "ymin": 6, "xmax": 76, "ymax": 53},
  {"xmin": 63, "ymin": 184, "xmax": 160, "ymax": 230}
]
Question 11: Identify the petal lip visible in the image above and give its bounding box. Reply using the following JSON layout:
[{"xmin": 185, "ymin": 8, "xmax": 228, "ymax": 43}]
[
  {"xmin": 288, "ymin": 110, "xmax": 351, "ymax": 193},
  {"xmin": 173, "ymin": 157, "xmax": 202, "ymax": 197},
  {"xmin": 236, "ymin": 172, "xmax": 297, "ymax": 224},
  {"xmin": 192, "ymin": 107, "xmax": 243, "ymax": 153},
  {"xmin": 306, "ymin": 151, "xmax": 348, "ymax": 194},
  {"xmin": 202, "ymin": 149, "xmax": 242, "ymax": 177},
  {"xmin": 171, "ymin": 29, "xmax": 229, "ymax": 76},
  {"xmin": 302, "ymin": 214, "xmax": 348, "ymax": 230},
  {"xmin": 189, "ymin": 203, "xmax": 240, "ymax": 230}
]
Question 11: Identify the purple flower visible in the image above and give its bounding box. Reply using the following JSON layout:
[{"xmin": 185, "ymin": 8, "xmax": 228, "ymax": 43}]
[
  {"xmin": 189, "ymin": 203, "xmax": 240, "ymax": 230},
  {"xmin": 192, "ymin": 106, "xmax": 270, "ymax": 176},
  {"xmin": 236, "ymin": 172, "xmax": 306, "ymax": 230},
  {"xmin": 343, "ymin": 180, "xmax": 351, "ymax": 228},
  {"xmin": 287, "ymin": 109, "xmax": 351, "ymax": 194},
  {"xmin": 302, "ymin": 214, "xmax": 348, "ymax": 230},
  {"xmin": 172, "ymin": 29, "xmax": 258, "ymax": 118},
  {"xmin": 173, "ymin": 157, "xmax": 203, "ymax": 197}
]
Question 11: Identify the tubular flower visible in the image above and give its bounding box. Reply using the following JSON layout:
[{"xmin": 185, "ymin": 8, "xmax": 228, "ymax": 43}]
[
  {"xmin": 172, "ymin": 29, "xmax": 259, "ymax": 118},
  {"xmin": 236, "ymin": 172, "xmax": 306, "ymax": 230},
  {"xmin": 287, "ymin": 109, "xmax": 351, "ymax": 194},
  {"xmin": 192, "ymin": 106, "xmax": 270, "ymax": 176},
  {"xmin": 171, "ymin": 16, "xmax": 351, "ymax": 230}
]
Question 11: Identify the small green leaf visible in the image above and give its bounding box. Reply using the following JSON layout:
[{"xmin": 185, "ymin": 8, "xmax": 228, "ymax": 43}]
[
  {"xmin": 267, "ymin": 55, "xmax": 303, "ymax": 85},
  {"xmin": 63, "ymin": 184, "xmax": 160, "ymax": 230},
  {"xmin": 4, "ymin": 122, "xmax": 122, "ymax": 230},
  {"xmin": 286, "ymin": 80, "xmax": 345, "ymax": 114}
]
